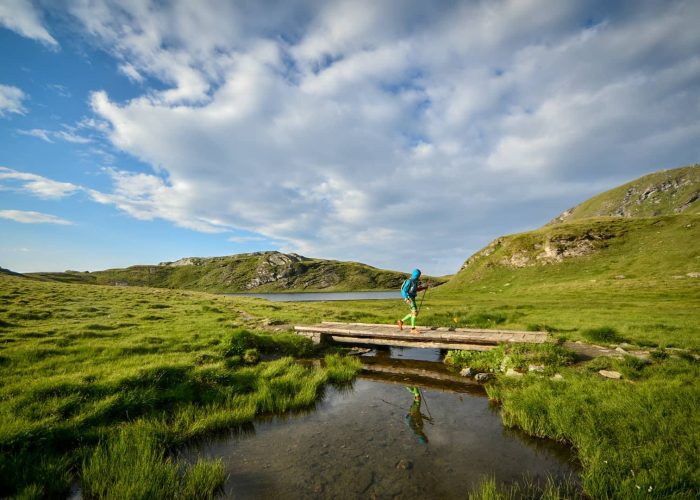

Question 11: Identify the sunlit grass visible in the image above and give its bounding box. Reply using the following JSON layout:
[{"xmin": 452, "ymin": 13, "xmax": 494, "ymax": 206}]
[
  {"xmin": 0, "ymin": 275, "xmax": 361, "ymax": 497},
  {"xmin": 485, "ymin": 357, "xmax": 700, "ymax": 498}
]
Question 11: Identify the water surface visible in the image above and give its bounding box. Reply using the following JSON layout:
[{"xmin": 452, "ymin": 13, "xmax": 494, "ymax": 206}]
[{"xmin": 188, "ymin": 349, "xmax": 578, "ymax": 499}]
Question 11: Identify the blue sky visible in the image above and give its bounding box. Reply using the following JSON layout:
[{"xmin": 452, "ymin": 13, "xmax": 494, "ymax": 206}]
[{"xmin": 1, "ymin": 0, "xmax": 698, "ymax": 275}]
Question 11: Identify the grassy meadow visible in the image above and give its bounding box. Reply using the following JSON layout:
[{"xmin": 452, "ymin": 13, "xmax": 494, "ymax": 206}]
[
  {"xmin": 2, "ymin": 210, "xmax": 698, "ymax": 500},
  {"xmin": 0, "ymin": 275, "xmax": 360, "ymax": 498}
]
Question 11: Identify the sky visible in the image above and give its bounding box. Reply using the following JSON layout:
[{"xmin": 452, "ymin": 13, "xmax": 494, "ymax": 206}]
[{"xmin": 1, "ymin": 0, "xmax": 699, "ymax": 276}]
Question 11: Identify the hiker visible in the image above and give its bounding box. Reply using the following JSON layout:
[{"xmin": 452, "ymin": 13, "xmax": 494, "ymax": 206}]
[{"xmin": 397, "ymin": 268, "xmax": 428, "ymax": 332}]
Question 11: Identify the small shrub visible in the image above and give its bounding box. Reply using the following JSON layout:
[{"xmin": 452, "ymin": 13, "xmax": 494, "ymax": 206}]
[{"xmin": 581, "ymin": 326, "xmax": 624, "ymax": 344}]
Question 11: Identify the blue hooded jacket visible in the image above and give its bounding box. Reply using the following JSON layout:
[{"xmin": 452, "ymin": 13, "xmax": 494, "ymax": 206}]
[{"xmin": 401, "ymin": 269, "xmax": 421, "ymax": 299}]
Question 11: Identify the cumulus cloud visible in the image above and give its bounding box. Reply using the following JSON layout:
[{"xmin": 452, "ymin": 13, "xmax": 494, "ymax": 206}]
[
  {"xmin": 64, "ymin": 0, "xmax": 700, "ymax": 274},
  {"xmin": 0, "ymin": 209, "xmax": 72, "ymax": 225},
  {"xmin": 0, "ymin": 166, "xmax": 80, "ymax": 199},
  {"xmin": 0, "ymin": 0, "xmax": 58, "ymax": 47},
  {"xmin": 0, "ymin": 84, "xmax": 27, "ymax": 117}
]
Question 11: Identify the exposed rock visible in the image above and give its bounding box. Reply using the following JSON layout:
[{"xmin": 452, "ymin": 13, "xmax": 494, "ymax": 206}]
[
  {"xmin": 687, "ymin": 272, "xmax": 700, "ymax": 278},
  {"xmin": 505, "ymin": 368, "xmax": 524, "ymax": 377},
  {"xmin": 598, "ymin": 370, "xmax": 622, "ymax": 379},
  {"xmin": 461, "ymin": 239, "xmax": 503, "ymax": 270},
  {"xmin": 460, "ymin": 367, "xmax": 476, "ymax": 377},
  {"xmin": 528, "ymin": 364, "xmax": 545, "ymax": 373},
  {"xmin": 615, "ymin": 275, "xmax": 626, "ymax": 279},
  {"xmin": 160, "ymin": 257, "xmax": 201, "ymax": 266},
  {"xmin": 551, "ymin": 374, "xmax": 564, "ymax": 381},
  {"xmin": 246, "ymin": 252, "xmax": 307, "ymax": 289},
  {"xmin": 675, "ymin": 191, "xmax": 699, "ymax": 213},
  {"xmin": 474, "ymin": 373, "xmax": 494, "ymax": 382}
]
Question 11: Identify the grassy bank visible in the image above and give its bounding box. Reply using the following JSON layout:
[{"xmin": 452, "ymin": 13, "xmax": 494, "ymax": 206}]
[
  {"xmin": 0, "ymin": 275, "xmax": 360, "ymax": 498},
  {"xmin": 2, "ymin": 252, "xmax": 698, "ymax": 497},
  {"xmin": 445, "ymin": 344, "xmax": 699, "ymax": 498}
]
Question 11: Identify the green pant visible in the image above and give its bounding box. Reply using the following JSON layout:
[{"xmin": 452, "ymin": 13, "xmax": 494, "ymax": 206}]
[{"xmin": 401, "ymin": 298, "xmax": 418, "ymax": 327}]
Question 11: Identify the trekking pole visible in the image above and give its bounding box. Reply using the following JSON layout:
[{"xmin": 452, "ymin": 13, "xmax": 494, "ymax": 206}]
[
  {"xmin": 418, "ymin": 286, "xmax": 428, "ymax": 313},
  {"xmin": 418, "ymin": 387, "xmax": 433, "ymax": 421}
]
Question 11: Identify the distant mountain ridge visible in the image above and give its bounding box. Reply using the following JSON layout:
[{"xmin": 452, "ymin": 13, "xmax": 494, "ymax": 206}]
[{"xmin": 28, "ymin": 251, "xmax": 444, "ymax": 293}]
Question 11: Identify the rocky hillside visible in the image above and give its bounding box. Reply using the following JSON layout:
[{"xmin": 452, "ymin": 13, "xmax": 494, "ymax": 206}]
[
  {"xmin": 28, "ymin": 251, "xmax": 444, "ymax": 293},
  {"xmin": 549, "ymin": 164, "xmax": 699, "ymax": 224},
  {"xmin": 444, "ymin": 165, "xmax": 700, "ymax": 290}
]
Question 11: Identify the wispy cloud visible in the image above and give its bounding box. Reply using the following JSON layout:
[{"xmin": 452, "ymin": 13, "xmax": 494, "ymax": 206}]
[
  {"xmin": 0, "ymin": 84, "xmax": 27, "ymax": 117},
  {"xmin": 0, "ymin": 0, "xmax": 58, "ymax": 47},
  {"xmin": 19, "ymin": 128, "xmax": 93, "ymax": 144},
  {"xmin": 0, "ymin": 166, "xmax": 80, "ymax": 199},
  {"xmin": 0, "ymin": 209, "xmax": 72, "ymax": 225},
  {"xmin": 227, "ymin": 235, "xmax": 269, "ymax": 243}
]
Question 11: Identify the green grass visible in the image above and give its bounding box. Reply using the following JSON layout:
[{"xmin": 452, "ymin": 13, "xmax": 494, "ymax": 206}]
[
  {"xmin": 468, "ymin": 474, "xmax": 583, "ymax": 499},
  {"xmin": 0, "ymin": 275, "xmax": 360, "ymax": 498},
  {"xmin": 82, "ymin": 426, "xmax": 225, "ymax": 500},
  {"xmin": 445, "ymin": 342, "xmax": 576, "ymax": 375},
  {"xmin": 485, "ymin": 357, "xmax": 700, "ymax": 498},
  {"xmin": 2, "ymin": 186, "xmax": 699, "ymax": 497},
  {"xmin": 552, "ymin": 164, "xmax": 699, "ymax": 223}
]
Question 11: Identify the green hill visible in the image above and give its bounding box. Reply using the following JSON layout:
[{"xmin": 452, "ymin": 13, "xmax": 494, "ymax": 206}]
[
  {"xmin": 443, "ymin": 164, "xmax": 699, "ymax": 289},
  {"xmin": 549, "ymin": 164, "xmax": 699, "ymax": 224},
  {"xmin": 28, "ymin": 251, "xmax": 444, "ymax": 293}
]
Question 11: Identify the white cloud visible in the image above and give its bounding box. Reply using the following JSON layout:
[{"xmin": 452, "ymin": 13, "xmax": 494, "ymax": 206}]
[
  {"xmin": 0, "ymin": 209, "xmax": 72, "ymax": 225},
  {"xmin": 227, "ymin": 235, "xmax": 268, "ymax": 243},
  {"xmin": 65, "ymin": 0, "xmax": 700, "ymax": 275},
  {"xmin": 0, "ymin": 166, "xmax": 80, "ymax": 199},
  {"xmin": 19, "ymin": 128, "xmax": 92, "ymax": 144},
  {"xmin": 0, "ymin": 84, "xmax": 27, "ymax": 116},
  {"xmin": 0, "ymin": 0, "xmax": 58, "ymax": 47}
]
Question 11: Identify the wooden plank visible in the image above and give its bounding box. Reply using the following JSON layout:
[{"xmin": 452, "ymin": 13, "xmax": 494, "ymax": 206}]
[
  {"xmin": 328, "ymin": 335, "xmax": 496, "ymax": 351},
  {"xmin": 295, "ymin": 325, "xmax": 544, "ymax": 345},
  {"xmin": 360, "ymin": 363, "xmax": 469, "ymax": 384},
  {"xmin": 320, "ymin": 321, "xmax": 546, "ymax": 337}
]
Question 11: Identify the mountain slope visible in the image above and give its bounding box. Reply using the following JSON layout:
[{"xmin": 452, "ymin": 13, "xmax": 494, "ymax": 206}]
[
  {"xmin": 550, "ymin": 164, "xmax": 699, "ymax": 224},
  {"xmin": 443, "ymin": 164, "xmax": 700, "ymax": 292},
  {"xmin": 28, "ymin": 251, "xmax": 444, "ymax": 293}
]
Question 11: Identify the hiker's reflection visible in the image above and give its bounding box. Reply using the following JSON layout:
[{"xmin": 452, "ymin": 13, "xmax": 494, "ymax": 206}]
[{"xmin": 405, "ymin": 386, "xmax": 432, "ymax": 444}]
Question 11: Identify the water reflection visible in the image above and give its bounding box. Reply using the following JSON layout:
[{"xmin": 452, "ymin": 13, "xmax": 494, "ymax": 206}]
[
  {"xmin": 404, "ymin": 386, "xmax": 432, "ymax": 444},
  {"xmin": 185, "ymin": 348, "xmax": 579, "ymax": 499}
]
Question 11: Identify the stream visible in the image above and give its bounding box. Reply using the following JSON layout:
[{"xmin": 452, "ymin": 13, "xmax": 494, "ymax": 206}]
[{"xmin": 186, "ymin": 348, "xmax": 579, "ymax": 499}]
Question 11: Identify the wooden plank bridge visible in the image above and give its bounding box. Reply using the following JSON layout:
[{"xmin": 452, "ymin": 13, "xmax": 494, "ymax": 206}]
[{"xmin": 294, "ymin": 321, "xmax": 548, "ymax": 351}]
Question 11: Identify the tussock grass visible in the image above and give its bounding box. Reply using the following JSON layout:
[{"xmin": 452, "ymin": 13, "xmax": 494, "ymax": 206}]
[
  {"xmin": 82, "ymin": 427, "xmax": 225, "ymax": 500},
  {"xmin": 485, "ymin": 357, "xmax": 700, "ymax": 498},
  {"xmin": 581, "ymin": 326, "xmax": 625, "ymax": 344},
  {"xmin": 445, "ymin": 343, "xmax": 575, "ymax": 374},
  {"xmin": 0, "ymin": 275, "xmax": 361, "ymax": 497},
  {"xmin": 468, "ymin": 474, "xmax": 583, "ymax": 499}
]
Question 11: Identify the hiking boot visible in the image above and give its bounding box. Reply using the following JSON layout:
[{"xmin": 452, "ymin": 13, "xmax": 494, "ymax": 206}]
[
  {"xmin": 397, "ymin": 319, "xmax": 403, "ymax": 330},
  {"xmin": 411, "ymin": 328, "xmax": 418, "ymax": 333}
]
